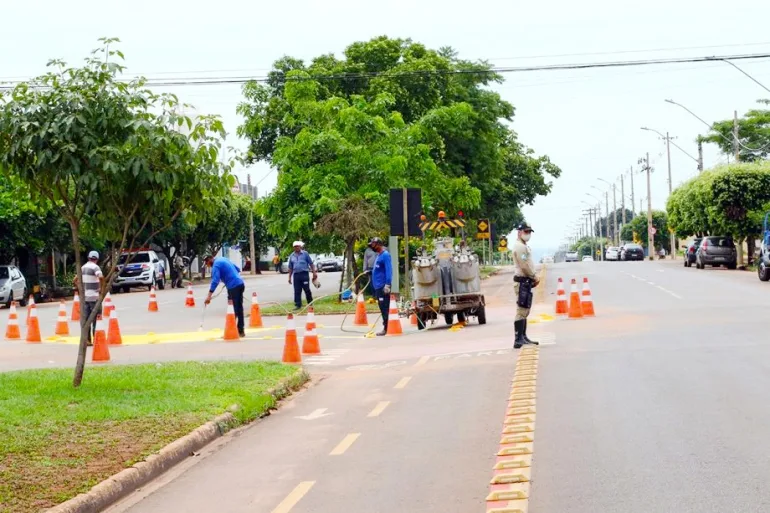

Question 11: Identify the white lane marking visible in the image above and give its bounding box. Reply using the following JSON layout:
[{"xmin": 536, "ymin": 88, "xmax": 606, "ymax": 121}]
[{"xmin": 295, "ymin": 408, "xmax": 333, "ymax": 421}]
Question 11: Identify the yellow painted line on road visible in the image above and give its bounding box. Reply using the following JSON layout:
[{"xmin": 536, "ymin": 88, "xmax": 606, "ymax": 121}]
[
  {"xmin": 367, "ymin": 401, "xmax": 390, "ymax": 417},
  {"xmin": 394, "ymin": 376, "xmax": 412, "ymax": 389},
  {"xmin": 329, "ymin": 433, "xmax": 360, "ymax": 455},
  {"xmin": 487, "ymin": 346, "xmax": 540, "ymax": 513},
  {"xmin": 414, "ymin": 355, "xmax": 430, "ymax": 366},
  {"xmin": 270, "ymin": 481, "xmax": 315, "ymax": 513}
]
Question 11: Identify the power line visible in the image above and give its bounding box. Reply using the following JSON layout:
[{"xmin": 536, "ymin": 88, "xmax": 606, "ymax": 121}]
[{"xmin": 2, "ymin": 52, "xmax": 770, "ymax": 90}]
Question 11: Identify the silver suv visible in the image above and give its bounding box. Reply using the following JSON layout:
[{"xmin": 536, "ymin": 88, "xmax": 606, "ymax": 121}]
[
  {"xmin": 0, "ymin": 265, "xmax": 28, "ymax": 307},
  {"xmin": 113, "ymin": 250, "xmax": 166, "ymax": 292}
]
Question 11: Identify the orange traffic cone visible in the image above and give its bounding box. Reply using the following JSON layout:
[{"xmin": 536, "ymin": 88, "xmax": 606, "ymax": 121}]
[
  {"xmin": 26, "ymin": 306, "xmax": 41, "ymax": 343},
  {"xmin": 92, "ymin": 315, "xmax": 110, "ymax": 362},
  {"xmin": 26, "ymin": 295, "xmax": 35, "ymax": 326},
  {"xmin": 54, "ymin": 300, "xmax": 70, "ymax": 336},
  {"xmin": 148, "ymin": 287, "xmax": 159, "ymax": 312},
  {"xmin": 282, "ymin": 313, "xmax": 302, "ymax": 363},
  {"xmin": 302, "ymin": 324, "xmax": 321, "ymax": 355},
  {"xmin": 108, "ymin": 308, "xmax": 123, "ymax": 345},
  {"xmin": 305, "ymin": 306, "xmax": 316, "ymax": 331},
  {"xmin": 555, "ymin": 277, "xmax": 567, "ymax": 315},
  {"xmin": 249, "ymin": 292, "xmax": 263, "ymax": 328},
  {"xmin": 185, "ymin": 285, "xmax": 195, "ymax": 307},
  {"xmin": 354, "ymin": 293, "xmax": 369, "ymax": 326},
  {"xmin": 5, "ymin": 302, "xmax": 20, "ymax": 340},
  {"xmin": 567, "ymin": 278, "xmax": 583, "ymax": 319},
  {"xmin": 409, "ymin": 301, "xmax": 418, "ymax": 325},
  {"xmin": 71, "ymin": 291, "xmax": 81, "ymax": 321},
  {"xmin": 386, "ymin": 295, "xmax": 403, "ymax": 336},
  {"xmin": 223, "ymin": 300, "xmax": 240, "ymax": 341},
  {"xmin": 581, "ymin": 277, "xmax": 595, "ymax": 316},
  {"xmin": 103, "ymin": 292, "xmax": 114, "ymax": 317}
]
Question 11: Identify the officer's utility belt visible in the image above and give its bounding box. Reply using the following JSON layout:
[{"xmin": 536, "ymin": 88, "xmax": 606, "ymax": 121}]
[{"xmin": 515, "ymin": 276, "xmax": 534, "ymax": 309}]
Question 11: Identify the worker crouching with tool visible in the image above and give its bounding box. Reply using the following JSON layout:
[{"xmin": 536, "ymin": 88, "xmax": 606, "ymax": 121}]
[
  {"xmin": 366, "ymin": 237, "xmax": 392, "ymax": 337},
  {"xmin": 512, "ymin": 223, "xmax": 540, "ymax": 349}
]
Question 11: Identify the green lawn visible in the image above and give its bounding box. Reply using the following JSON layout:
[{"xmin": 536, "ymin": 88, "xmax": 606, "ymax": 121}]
[
  {"xmin": 480, "ymin": 266, "xmax": 500, "ymax": 279},
  {"xmin": 0, "ymin": 362, "xmax": 307, "ymax": 512},
  {"xmin": 260, "ymin": 293, "xmax": 381, "ymax": 316}
]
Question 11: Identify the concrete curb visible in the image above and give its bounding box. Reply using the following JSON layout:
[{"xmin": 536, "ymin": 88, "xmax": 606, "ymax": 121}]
[{"xmin": 47, "ymin": 368, "xmax": 310, "ymax": 513}]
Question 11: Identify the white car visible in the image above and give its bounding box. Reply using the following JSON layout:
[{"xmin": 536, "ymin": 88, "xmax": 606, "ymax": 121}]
[
  {"xmin": 542, "ymin": 255, "xmax": 554, "ymax": 264},
  {"xmin": 113, "ymin": 249, "xmax": 166, "ymax": 292},
  {"xmin": 0, "ymin": 265, "xmax": 28, "ymax": 307},
  {"xmin": 582, "ymin": 255, "xmax": 594, "ymax": 262},
  {"xmin": 565, "ymin": 251, "xmax": 579, "ymax": 262},
  {"xmin": 605, "ymin": 247, "xmax": 620, "ymax": 261}
]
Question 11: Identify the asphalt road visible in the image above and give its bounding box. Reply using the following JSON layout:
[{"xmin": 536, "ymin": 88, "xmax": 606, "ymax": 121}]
[{"xmin": 16, "ymin": 259, "xmax": 770, "ymax": 512}]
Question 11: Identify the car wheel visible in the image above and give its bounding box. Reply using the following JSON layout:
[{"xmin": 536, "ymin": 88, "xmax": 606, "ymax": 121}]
[
  {"xmin": 122, "ymin": 286, "xmax": 130, "ymax": 293},
  {"xmin": 759, "ymin": 261, "xmax": 770, "ymax": 281},
  {"xmin": 18, "ymin": 290, "xmax": 27, "ymax": 307},
  {"xmin": 444, "ymin": 313, "xmax": 454, "ymax": 325},
  {"xmin": 457, "ymin": 311, "xmax": 467, "ymax": 324},
  {"xmin": 157, "ymin": 276, "xmax": 165, "ymax": 290},
  {"xmin": 727, "ymin": 263, "xmax": 737, "ymax": 270}
]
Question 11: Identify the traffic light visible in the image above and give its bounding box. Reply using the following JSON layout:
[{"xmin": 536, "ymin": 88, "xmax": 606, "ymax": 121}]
[{"xmin": 457, "ymin": 210, "xmax": 464, "ymax": 219}]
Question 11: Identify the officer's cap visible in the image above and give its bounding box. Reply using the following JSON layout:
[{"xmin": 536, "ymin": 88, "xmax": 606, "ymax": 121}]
[{"xmin": 516, "ymin": 222, "xmax": 534, "ymax": 232}]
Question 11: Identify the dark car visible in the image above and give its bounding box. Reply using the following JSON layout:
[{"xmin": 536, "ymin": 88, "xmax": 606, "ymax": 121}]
[
  {"xmin": 695, "ymin": 236, "xmax": 737, "ymax": 269},
  {"xmin": 620, "ymin": 243, "xmax": 644, "ymax": 261},
  {"xmin": 316, "ymin": 256, "xmax": 343, "ymax": 273},
  {"xmin": 684, "ymin": 238, "xmax": 703, "ymax": 267}
]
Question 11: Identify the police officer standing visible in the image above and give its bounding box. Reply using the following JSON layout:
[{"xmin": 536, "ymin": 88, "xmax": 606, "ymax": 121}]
[{"xmin": 512, "ymin": 223, "xmax": 540, "ymax": 349}]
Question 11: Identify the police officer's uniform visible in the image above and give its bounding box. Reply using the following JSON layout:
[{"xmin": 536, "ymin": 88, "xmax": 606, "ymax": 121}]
[{"xmin": 512, "ymin": 223, "xmax": 539, "ymax": 349}]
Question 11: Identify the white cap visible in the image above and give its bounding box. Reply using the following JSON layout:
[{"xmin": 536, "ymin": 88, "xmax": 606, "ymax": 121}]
[
  {"xmin": 293, "ymin": 241, "xmax": 303, "ymax": 247},
  {"xmin": 88, "ymin": 251, "xmax": 99, "ymax": 260}
]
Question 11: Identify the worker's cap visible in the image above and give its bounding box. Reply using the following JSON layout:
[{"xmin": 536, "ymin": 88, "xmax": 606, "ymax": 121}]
[
  {"xmin": 88, "ymin": 250, "xmax": 99, "ymax": 260},
  {"xmin": 292, "ymin": 241, "xmax": 303, "ymax": 247},
  {"xmin": 516, "ymin": 223, "xmax": 534, "ymax": 232},
  {"xmin": 368, "ymin": 237, "xmax": 384, "ymax": 247}
]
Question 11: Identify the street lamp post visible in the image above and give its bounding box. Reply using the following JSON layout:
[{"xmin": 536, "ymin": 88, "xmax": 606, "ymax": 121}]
[
  {"xmin": 597, "ymin": 179, "xmax": 617, "ymax": 246},
  {"xmin": 586, "ymin": 193, "xmax": 604, "ymax": 260}
]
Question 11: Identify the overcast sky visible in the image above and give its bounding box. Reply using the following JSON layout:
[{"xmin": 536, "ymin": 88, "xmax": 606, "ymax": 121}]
[{"xmin": 2, "ymin": 0, "xmax": 769, "ymax": 252}]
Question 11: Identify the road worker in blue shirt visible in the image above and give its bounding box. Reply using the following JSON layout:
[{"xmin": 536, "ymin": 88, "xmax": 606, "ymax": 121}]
[
  {"xmin": 288, "ymin": 241, "xmax": 317, "ymax": 311},
  {"xmin": 366, "ymin": 237, "xmax": 392, "ymax": 336},
  {"xmin": 204, "ymin": 255, "xmax": 246, "ymax": 337}
]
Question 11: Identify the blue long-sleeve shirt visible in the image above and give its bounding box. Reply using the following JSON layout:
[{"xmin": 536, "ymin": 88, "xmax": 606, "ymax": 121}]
[
  {"xmin": 288, "ymin": 250, "xmax": 314, "ymax": 274},
  {"xmin": 372, "ymin": 250, "xmax": 392, "ymax": 290},
  {"xmin": 210, "ymin": 257, "xmax": 244, "ymax": 292}
]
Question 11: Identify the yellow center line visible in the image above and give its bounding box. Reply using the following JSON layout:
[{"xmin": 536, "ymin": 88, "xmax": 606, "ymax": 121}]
[
  {"xmin": 414, "ymin": 355, "xmax": 430, "ymax": 366},
  {"xmin": 270, "ymin": 481, "xmax": 315, "ymax": 513},
  {"xmin": 394, "ymin": 376, "xmax": 412, "ymax": 389},
  {"xmin": 329, "ymin": 433, "xmax": 361, "ymax": 456},
  {"xmin": 367, "ymin": 401, "xmax": 391, "ymax": 417}
]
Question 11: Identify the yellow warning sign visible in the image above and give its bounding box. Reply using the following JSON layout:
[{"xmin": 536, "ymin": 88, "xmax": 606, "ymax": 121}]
[{"xmin": 477, "ymin": 218, "xmax": 490, "ymax": 239}]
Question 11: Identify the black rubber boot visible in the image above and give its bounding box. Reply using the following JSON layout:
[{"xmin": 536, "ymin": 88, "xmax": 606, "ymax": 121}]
[
  {"xmin": 522, "ymin": 319, "xmax": 539, "ymax": 345},
  {"xmin": 513, "ymin": 320, "xmax": 524, "ymax": 349}
]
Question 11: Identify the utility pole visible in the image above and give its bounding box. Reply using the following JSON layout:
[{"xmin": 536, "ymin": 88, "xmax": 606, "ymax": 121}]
[
  {"xmin": 629, "ymin": 166, "xmax": 635, "ymax": 217},
  {"xmin": 612, "ymin": 184, "xmax": 618, "ymax": 246},
  {"xmin": 645, "ymin": 152, "xmax": 654, "ymax": 260},
  {"xmin": 604, "ymin": 192, "xmax": 610, "ymax": 244},
  {"xmin": 697, "ymin": 139, "xmax": 704, "ymax": 173},
  {"xmin": 665, "ymin": 132, "xmax": 676, "ymax": 259},
  {"xmin": 734, "ymin": 110, "xmax": 741, "ymax": 162},
  {"xmin": 620, "ymin": 174, "xmax": 626, "ymax": 227},
  {"xmin": 247, "ymin": 174, "xmax": 257, "ymax": 275}
]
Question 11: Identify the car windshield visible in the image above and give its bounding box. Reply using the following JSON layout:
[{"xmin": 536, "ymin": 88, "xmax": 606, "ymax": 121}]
[
  {"xmin": 0, "ymin": 267, "xmax": 8, "ymax": 279},
  {"xmin": 119, "ymin": 253, "xmax": 151, "ymax": 264},
  {"xmin": 626, "ymin": 244, "xmax": 643, "ymax": 250}
]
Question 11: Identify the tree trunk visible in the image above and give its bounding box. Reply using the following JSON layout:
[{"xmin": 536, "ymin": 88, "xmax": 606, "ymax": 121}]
[
  {"xmin": 70, "ymin": 220, "xmax": 88, "ymax": 388},
  {"xmin": 748, "ymin": 237, "xmax": 756, "ymax": 265}
]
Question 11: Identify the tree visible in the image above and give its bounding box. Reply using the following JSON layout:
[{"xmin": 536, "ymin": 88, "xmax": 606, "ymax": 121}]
[
  {"xmin": 620, "ymin": 211, "xmax": 669, "ymax": 251},
  {"xmin": 237, "ymin": 36, "xmax": 560, "ymax": 236},
  {"xmin": 702, "ymin": 100, "xmax": 770, "ymax": 162},
  {"xmin": 0, "ymin": 40, "xmax": 232, "ymax": 386},
  {"xmin": 594, "ymin": 208, "xmax": 635, "ymax": 242}
]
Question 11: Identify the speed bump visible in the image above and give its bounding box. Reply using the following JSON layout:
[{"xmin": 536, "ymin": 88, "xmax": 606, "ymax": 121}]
[
  {"xmin": 503, "ymin": 424, "xmax": 534, "ymax": 434},
  {"xmin": 506, "ymin": 407, "xmax": 536, "ymax": 416},
  {"xmin": 504, "ymin": 415, "xmax": 536, "ymax": 425},
  {"xmin": 486, "ymin": 487, "xmax": 528, "ymax": 501},
  {"xmin": 494, "ymin": 456, "xmax": 532, "ymax": 470},
  {"xmin": 497, "ymin": 444, "xmax": 533, "ymax": 456},
  {"xmin": 501, "ymin": 433, "xmax": 534, "ymax": 444}
]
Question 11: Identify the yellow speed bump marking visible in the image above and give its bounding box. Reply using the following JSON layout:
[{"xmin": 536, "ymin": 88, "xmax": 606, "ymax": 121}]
[
  {"xmin": 509, "ymin": 393, "xmax": 536, "ymax": 401},
  {"xmin": 487, "ymin": 506, "xmax": 527, "ymax": 513},
  {"xmin": 486, "ymin": 486, "xmax": 529, "ymax": 501},
  {"xmin": 503, "ymin": 415, "xmax": 536, "ymax": 426},
  {"xmin": 270, "ymin": 481, "xmax": 315, "ymax": 513},
  {"xmin": 490, "ymin": 467, "xmax": 531, "ymax": 484},
  {"xmin": 503, "ymin": 424, "xmax": 535, "ymax": 434},
  {"xmin": 506, "ymin": 407, "xmax": 536, "ymax": 416},
  {"xmin": 367, "ymin": 401, "xmax": 390, "ymax": 417},
  {"xmin": 494, "ymin": 455, "xmax": 533, "ymax": 470},
  {"xmin": 501, "ymin": 433, "xmax": 535, "ymax": 444},
  {"xmin": 394, "ymin": 376, "xmax": 412, "ymax": 389},
  {"xmin": 508, "ymin": 400, "xmax": 536, "ymax": 408},
  {"xmin": 497, "ymin": 443, "xmax": 533, "ymax": 456}
]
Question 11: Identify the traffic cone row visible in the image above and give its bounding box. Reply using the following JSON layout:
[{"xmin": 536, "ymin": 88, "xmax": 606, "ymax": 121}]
[
  {"xmin": 554, "ymin": 276, "xmax": 597, "ymax": 319},
  {"xmin": 103, "ymin": 292, "xmax": 115, "ymax": 317},
  {"xmin": 581, "ymin": 277, "xmax": 595, "ymax": 316},
  {"xmin": 185, "ymin": 285, "xmax": 195, "ymax": 307},
  {"xmin": 26, "ymin": 295, "xmax": 35, "ymax": 326},
  {"xmin": 26, "ymin": 307, "xmax": 41, "ymax": 343},
  {"xmin": 249, "ymin": 292, "xmax": 263, "ymax": 328},
  {"xmin": 108, "ymin": 308, "xmax": 123, "ymax": 345}
]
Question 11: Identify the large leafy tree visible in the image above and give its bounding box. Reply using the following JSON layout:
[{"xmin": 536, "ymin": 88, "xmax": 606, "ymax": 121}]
[
  {"xmin": 702, "ymin": 100, "xmax": 770, "ymax": 162},
  {"xmin": 619, "ymin": 211, "xmax": 669, "ymax": 251},
  {"xmin": 0, "ymin": 40, "xmax": 233, "ymax": 386},
  {"xmin": 237, "ymin": 36, "xmax": 560, "ymax": 235}
]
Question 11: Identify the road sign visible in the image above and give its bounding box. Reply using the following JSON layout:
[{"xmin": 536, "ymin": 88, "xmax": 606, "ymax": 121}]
[
  {"xmin": 649, "ymin": 226, "xmax": 657, "ymax": 235},
  {"xmin": 477, "ymin": 219, "xmax": 490, "ymax": 239},
  {"xmin": 498, "ymin": 236, "xmax": 508, "ymax": 252}
]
